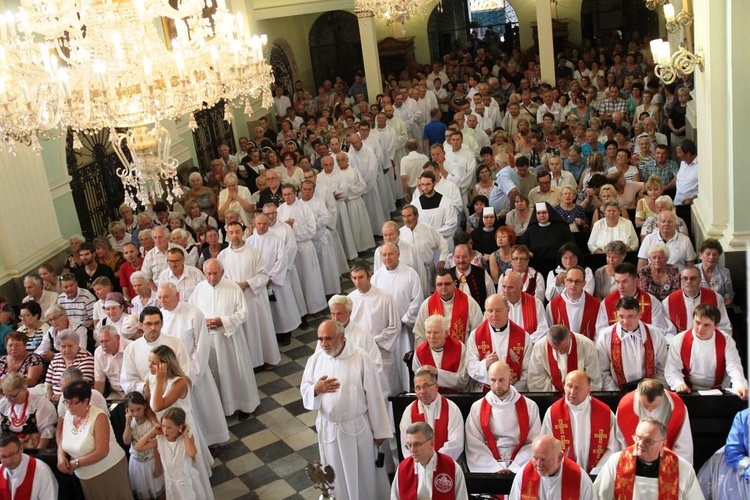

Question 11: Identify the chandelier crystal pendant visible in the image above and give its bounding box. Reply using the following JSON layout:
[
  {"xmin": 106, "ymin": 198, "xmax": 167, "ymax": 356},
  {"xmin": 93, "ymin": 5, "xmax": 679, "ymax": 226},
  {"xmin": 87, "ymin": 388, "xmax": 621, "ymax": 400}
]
[
  {"xmin": 0, "ymin": 0, "xmax": 275, "ymax": 208},
  {"xmin": 354, "ymin": 0, "xmax": 440, "ymax": 26}
]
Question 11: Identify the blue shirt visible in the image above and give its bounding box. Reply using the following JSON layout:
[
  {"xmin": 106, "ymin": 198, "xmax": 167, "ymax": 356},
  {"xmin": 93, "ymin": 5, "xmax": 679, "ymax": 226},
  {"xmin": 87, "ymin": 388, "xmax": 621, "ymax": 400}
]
[
  {"xmin": 423, "ymin": 120, "xmax": 448, "ymax": 149},
  {"xmin": 564, "ymin": 158, "xmax": 587, "ymax": 183},
  {"xmin": 581, "ymin": 142, "xmax": 605, "ymax": 159}
]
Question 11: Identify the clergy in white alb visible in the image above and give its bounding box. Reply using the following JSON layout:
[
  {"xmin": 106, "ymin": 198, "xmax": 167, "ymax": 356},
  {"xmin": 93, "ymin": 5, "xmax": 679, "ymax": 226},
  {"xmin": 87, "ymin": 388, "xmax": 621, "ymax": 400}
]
[
  {"xmin": 398, "ymin": 366, "xmax": 465, "ymax": 461},
  {"xmin": 412, "ymin": 315, "xmax": 469, "ymax": 392},
  {"xmin": 400, "ymin": 205, "xmax": 449, "ymax": 296},
  {"xmin": 465, "ymin": 361, "xmax": 540, "ymax": 473},
  {"xmin": 508, "ymin": 435, "xmax": 595, "ymax": 500},
  {"xmin": 0, "ymin": 434, "xmax": 58, "ymax": 500},
  {"xmin": 301, "ymin": 320, "xmax": 393, "ymax": 500},
  {"xmin": 158, "ymin": 283, "xmax": 229, "ymax": 446},
  {"xmin": 615, "ymin": 378, "xmax": 694, "ymax": 464},
  {"xmin": 277, "ymin": 185, "xmax": 328, "ymax": 315},
  {"xmin": 593, "ymin": 418, "xmax": 704, "ymax": 499},
  {"xmin": 217, "ymin": 221, "xmax": 281, "ymax": 368},
  {"xmin": 188, "ymin": 259, "xmax": 261, "ymax": 417},
  {"xmin": 466, "ymin": 294, "xmax": 532, "ymax": 391},
  {"xmin": 300, "ymin": 180, "xmax": 342, "ymax": 296},
  {"xmin": 528, "ymin": 325, "xmax": 602, "ymax": 392},
  {"xmin": 361, "ymin": 122, "xmax": 396, "ymax": 215},
  {"xmin": 317, "ymin": 154, "xmax": 358, "ymax": 260},
  {"xmin": 246, "ymin": 214, "xmax": 302, "ymax": 336},
  {"xmin": 156, "ymin": 247, "xmax": 205, "ymax": 300},
  {"xmin": 444, "ymin": 132, "xmax": 478, "ymax": 206},
  {"xmin": 545, "ymin": 265, "xmax": 602, "ymax": 341},
  {"xmin": 596, "ymin": 297, "xmax": 668, "ymax": 391},
  {"xmin": 541, "ymin": 370, "xmax": 621, "ymax": 475},
  {"xmin": 348, "ymin": 264, "xmax": 402, "ymax": 397},
  {"xmin": 347, "ymin": 134, "xmax": 388, "ymax": 236},
  {"xmin": 303, "ymin": 167, "xmax": 349, "ymax": 275},
  {"xmin": 372, "ymin": 243, "xmax": 423, "ymax": 394},
  {"xmin": 501, "ymin": 272, "xmax": 549, "ymax": 343},
  {"xmin": 413, "ymin": 270, "xmax": 484, "ymax": 346},
  {"xmin": 400, "ymin": 140, "xmax": 428, "ymax": 201},
  {"xmin": 120, "ymin": 306, "xmax": 190, "ymax": 395},
  {"xmin": 665, "ymin": 303, "xmax": 748, "ymax": 397},
  {"xmin": 334, "ymin": 152, "xmax": 376, "ymax": 252},
  {"xmin": 411, "ymin": 172, "xmax": 458, "ymax": 250},
  {"xmin": 373, "ymin": 222, "xmax": 419, "ymax": 283}
]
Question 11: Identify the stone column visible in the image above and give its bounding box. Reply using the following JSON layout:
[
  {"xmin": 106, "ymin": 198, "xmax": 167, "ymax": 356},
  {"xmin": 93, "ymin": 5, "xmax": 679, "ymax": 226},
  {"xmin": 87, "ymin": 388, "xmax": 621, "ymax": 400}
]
[
  {"xmin": 356, "ymin": 10, "xmax": 384, "ymax": 101},
  {"xmin": 536, "ymin": 0, "xmax": 556, "ymax": 85}
]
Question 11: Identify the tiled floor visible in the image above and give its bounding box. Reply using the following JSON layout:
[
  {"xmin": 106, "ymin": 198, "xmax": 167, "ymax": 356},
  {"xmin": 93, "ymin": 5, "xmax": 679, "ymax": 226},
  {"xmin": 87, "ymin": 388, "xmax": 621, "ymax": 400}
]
[{"xmin": 209, "ymin": 250, "xmax": 379, "ymax": 499}]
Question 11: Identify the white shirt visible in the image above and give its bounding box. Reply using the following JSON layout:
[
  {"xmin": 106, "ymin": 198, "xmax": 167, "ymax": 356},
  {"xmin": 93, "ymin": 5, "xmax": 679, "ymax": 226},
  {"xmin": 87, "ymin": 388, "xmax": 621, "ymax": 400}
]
[
  {"xmin": 674, "ymin": 157, "xmax": 699, "ymax": 205},
  {"xmin": 157, "ymin": 265, "xmax": 205, "ymax": 300},
  {"xmin": 639, "ymin": 231, "xmax": 696, "ymax": 270},
  {"xmin": 93, "ymin": 337, "xmax": 132, "ymax": 395},
  {"xmin": 665, "ymin": 329, "xmax": 748, "ymax": 391}
]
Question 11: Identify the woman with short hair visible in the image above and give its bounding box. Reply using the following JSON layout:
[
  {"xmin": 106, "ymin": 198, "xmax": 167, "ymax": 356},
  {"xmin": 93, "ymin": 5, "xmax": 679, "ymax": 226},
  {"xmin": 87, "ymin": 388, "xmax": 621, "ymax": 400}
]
[
  {"xmin": 44, "ymin": 331, "xmax": 94, "ymax": 404},
  {"xmin": 638, "ymin": 242, "xmax": 680, "ymax": 301},
  {"xmin": 0, "ymin": 332, "xmax": 44, "ymax": 388},
  {"xmin": 0, "ymin": 372, "xmax": 56, "ymax": 450}
]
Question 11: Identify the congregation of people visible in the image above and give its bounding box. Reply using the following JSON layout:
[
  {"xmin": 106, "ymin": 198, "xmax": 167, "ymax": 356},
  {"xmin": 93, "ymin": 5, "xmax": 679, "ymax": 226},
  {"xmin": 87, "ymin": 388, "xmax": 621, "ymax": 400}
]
[{"xmin": 0, "ymin": 27, "xmax": 745, "ymax": 500}]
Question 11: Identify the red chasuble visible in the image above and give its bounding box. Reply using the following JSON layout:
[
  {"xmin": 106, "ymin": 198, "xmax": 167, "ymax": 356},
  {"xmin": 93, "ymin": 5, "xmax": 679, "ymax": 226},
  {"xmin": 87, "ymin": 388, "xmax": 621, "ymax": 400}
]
[
  {"xmin": 519, "ymin": 456, "xmax": 582, "ymax": 499},
  {"xmin": 603, "ymin": 289, "xmax": 653, "ymax": 326},
  {"xmin": 680, "ymin": 328, "xmax": 726, "ymax": 389},
  {"xmin": 397, "ymin": 452, "xmax": 456, "ymax": 500},
  {"xmin": 666, "ymin": 288, "xmax": 718, "ymax": 332},
  {"xmin": 546, "ymin": 335, "xmax": 578, "ymax": 392},
  {"xmin": 480, "ymin": 396, "xmax": 530, "ymax": 463},
  {"xmin": 410, "ymin": 398, "xmax": 449, "ymax": 451},
  {"xmin": 428, "ymin": 290, "xmax": 470, "ymax": 342},
  {"xmin": 474, "ymin": 320, "xmax": 527, "ymax": 388},
  {"xmin": 613, "ymin": 445, "xmax": 680, "ymax": 500},
  {"xmin": 415, "ymin": 337, "xmax": 462, "ymax": 373},
  {"xmin": 617, "ymin": 391, "xmax": 686, "ymax": 449},
  {"xmin": 519, "ymin": 292, "xmax": 538, "ymax": 334},
  {"xmin": 549, "ymin": 292, "xmax": 601, "ymax": 339},
  {"xmin": 548, "ymin": 397, "xmax": 611, "ymax": 472},
  {"xmin": 0, "ymin": 456, "xmax": 37, "ymax": 500},
  {"xmin": 609, "ymin": 324, "xmax": 656, "ymax": 389}
]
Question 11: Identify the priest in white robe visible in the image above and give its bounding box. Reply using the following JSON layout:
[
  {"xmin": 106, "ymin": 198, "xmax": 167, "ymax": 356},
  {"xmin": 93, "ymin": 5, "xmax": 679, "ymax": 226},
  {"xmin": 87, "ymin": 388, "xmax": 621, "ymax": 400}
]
[
  {"xmin": 528, "ymin": 326, "xmax": 602, "ymax": 392},
  {"xmin": 158, "ymin": 283, "xmax": 229, "ymax": 446},
  {"xmin": 277, "ymin": 185, "xmax": 328, "ymax": 315},
  {"xmin": 246, "ymin": 213, "xmax": 302, "ymax": 341},
  {"xmin": 334, "ymin": 152, "xmax": 376, "ymax": 253},
  {"xmin": 348, "ymin": 264, "xmax": 402, "ymax": 397},
  {"xmin": 317, "ymin": 155, "xmax": 358, "ymax": 261},
  {"xmin": 411, "ymin": 172, "xmax": 458, "ymax": 249},
  {"xmin": 0, "ymin": 434, "xmax": 58, "ymax": 500},
  {"xmin": 545, "ymin": 265, "xmax": 602, "ymax": 341},
  {"xmin": 348, "ymin": 134, "xmax": 388, "ymax": 236},
  {"xmin": 501, "ymin": 272, "xmax": 549, "ymax": 343},
  {"xmin": 188, "ymin": 259, "xmax": 261, "ymax": 419},
  {"xmin": 300, "ymin": 180, "xmax": 342, "ymax": 296},
  {"xmin": 373, "ymin": 221, "xmax": 419, "ymax": 283},
  {"xmin": 361, "ymin": 122, "xmax": 396, "ymax": 215},
  {"xmin": 375, "ymin": 112, "xmax": 404, "ymax": 200},
  {"xmin": 398, "ymin": 366, "xmax": 465, "ymax": 461},
  {"xmin": 509, "ymin": 435, "xmax": 595, "ymax": 500},
  {"xmin": 465, "ymin": 361, "xmax": 541, "ymax": 473},
  {"xmin": 411, "ymin": 315, "xmax": 469, "ymax": 392},
  {"xmin": 399, "ymin": 205, "xmax": 449, "ymax": 295},
  {"xmin": 423, "ymin": 159, "xmax": 464, "ymax": 217},
  {"xmin": 594, "ymin": 419, "xmax": 703, "ymax": 499},
  {"xmin": 217, "ymin": 221, "xmax": 281, "ymax": 368},
  {"xmin": 303, "ymin": 167, "xmax": 350, "ymax": 274},
  {"xmin": 301, "ymin": 320, "xmax": 393, "ymax": 500},
  {"xmin": 371, "ymin": 243, "xmax": 423, "ymax": 393},
  {"xmin": 541, "ymin": 371, "xmax": 621, "ymax": 474}
]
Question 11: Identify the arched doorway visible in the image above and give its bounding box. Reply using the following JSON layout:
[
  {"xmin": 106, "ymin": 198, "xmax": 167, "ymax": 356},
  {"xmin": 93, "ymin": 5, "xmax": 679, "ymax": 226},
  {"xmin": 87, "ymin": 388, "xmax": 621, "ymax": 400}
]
[
  {"xmin": 271, "ymin": 42, "xmax": 295, "ymax": 96},
  {"xmin": 309, "ymin": 11, "xmax": 363, "ymax": 88},
  {"xmin": 427, "ymin": 0, "xmax": 519, "ymax": 61},
  {"xmin": 580, "ymin": 0, "xmax": 659, "ymax": 41}
]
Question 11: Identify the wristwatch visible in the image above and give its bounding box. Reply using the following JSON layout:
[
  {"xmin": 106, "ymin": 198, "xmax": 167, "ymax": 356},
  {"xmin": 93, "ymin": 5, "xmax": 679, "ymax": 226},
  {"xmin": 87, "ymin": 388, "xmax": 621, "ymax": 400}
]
[{"xmin": 74, "ymin": 459, "xmax": 80, "ymax": 468}]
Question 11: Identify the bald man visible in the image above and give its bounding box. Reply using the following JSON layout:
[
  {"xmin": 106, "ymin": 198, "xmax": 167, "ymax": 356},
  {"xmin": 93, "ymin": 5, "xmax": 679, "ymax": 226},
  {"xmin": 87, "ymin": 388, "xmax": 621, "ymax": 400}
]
[
  {"xmin": 541, "ymin": 370, "xmax": 621, "ymax": 475},
  {"xmin": 373, "ymin": 221, "xmax": 418, "ymax": 283},
  {"xmin": 509, "ymin": 435, "xmax": 594, "ymax": 499},
  {"xmin": 464, "ymin": 361, "xmax": 540, "ymax": 473}
]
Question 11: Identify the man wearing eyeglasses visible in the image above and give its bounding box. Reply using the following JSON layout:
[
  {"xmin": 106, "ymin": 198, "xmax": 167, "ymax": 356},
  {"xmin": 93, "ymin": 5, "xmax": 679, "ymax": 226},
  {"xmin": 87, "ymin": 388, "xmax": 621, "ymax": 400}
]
[
  {"xmin": 391, "ymin": 421, "xmax": 468, "ymax": 499},
  {"xmin": 662, "ymin": 266, "xmax": 733, "ymax": 339},
  {"xmin": 594, "ymin": 417, "xmax": 702, "ymax": 498},
  {"xmin": 528, "ymin": 326, "xmax": 602, "ymax": 393},
  {"xmin": 398, "ymin": 365, "xmax": 465, "ymax": 462},
  {"xmin": 0, "ymin": 433, "xmax": 57, "ymax": 499},
  {"xmin": 546, "ymin": 266, "xmax": 602, "ymax": 340},
  {"xmin": 156, "ymin": 247, "xmax": 205, "ymax": 301}
]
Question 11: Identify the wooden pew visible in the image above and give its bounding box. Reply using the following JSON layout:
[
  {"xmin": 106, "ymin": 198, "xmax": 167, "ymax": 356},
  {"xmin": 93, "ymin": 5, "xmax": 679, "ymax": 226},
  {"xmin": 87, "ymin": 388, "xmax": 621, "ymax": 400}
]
[{"xmin": 390, "ymin": 392, "xmax": 746, "ymax": 495}]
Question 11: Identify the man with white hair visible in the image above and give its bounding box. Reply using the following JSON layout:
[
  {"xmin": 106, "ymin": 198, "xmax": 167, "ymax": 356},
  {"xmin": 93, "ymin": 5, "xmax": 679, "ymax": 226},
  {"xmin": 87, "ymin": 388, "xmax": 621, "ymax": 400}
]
[
  {"xmin": 188, "ymin": 259, "xmax": 260, "ymax": 421},
  {"xmin": 528, "ymin": 326, "xmax": 602, "ymax": 392},
  {"xmin": 246, "ymin": 213, "xmax": 302, "ymax": 345},
  {"xmin": 218, "ymin": 221, "xmax": 281, "ymax": 369},
  {"xmin": 93, "ymin": 324, "xmax": 131, "ymax": 400},
  {"xmin": 129, "ymin": 271, "xmax": 158, "ymax": 317},
  {"xmin": 412, "ymin": 315, "xmax": 469, "ymax": 392},
  {"xmin": 22, "ymin": 275, "xmax": 57, "ymax": 321},
  {"xmin": 638, "ymin": 211, "xmax": 696, "ymax": 271},
  {"xmin": 299, "ymin": 180, "xmax": 342, "ymax": 296},
  {"xmin": 141, "ymin": 225, "xmax": 175, "ymax": 287},
  {"xmin": 157, "ymin": 247, "xmax": 205, "ymax": 300}
]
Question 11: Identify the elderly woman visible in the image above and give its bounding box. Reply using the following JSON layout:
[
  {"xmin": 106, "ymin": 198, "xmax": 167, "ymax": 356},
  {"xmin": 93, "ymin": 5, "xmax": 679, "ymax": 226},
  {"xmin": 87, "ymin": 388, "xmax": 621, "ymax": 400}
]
[
  {"xmin": 635, "ymin": 175, "xmax": 663, "ymax": 227},
  {"xmin": 638, "ymin": 242, "xmax": 680, "ymax": 301},
  {"xmin": 64, "ymin": 234, "xmax": 86, "ymax": 273},
  {"xmin": 488, "ymin": 226, "xmax": 517, "ymax": 284},
  {"xmin": 588, "ymin": 199, "xmax": 639, "ymax": 254},
  {"xmin": 218, "ymin": 172, "xmax": 254, "ymax": 228},
  {"xmin": 277, "ymin": 152, "xmax": 305, "ymax": 187},
  {"xmin": 37, "ymin": 306, "xmax": 88, "ymax": 362},
  {"xmin": 504, "ymin": 194, "xmax": 533, "ymax": 237},
  {"xmin": 698, "ymin": 239, "xmax": 735, "ymax": 306},
  {"xmin": 545, "ymin": 242, "xmax": 596, "ymax": 301},
  {"xmin": 17, "ymin": 301, "xmax": 48, "ymax": 352},
  {"xmin": 0, "ymin": 332, "xmax": 44, "ymax": 388},
  {"xmin": 594, "ymin": 240, "xmax": 628, "ymax": 300},
  {"xmin": 44, "ymin": 330, "xmax": 94, "ymax": 403},
  {"xmin": 592, "ymin": 183, "xmax": 629, "ymax": 223},
  {"xmin": 197, "ymin": 227, "xmax": 227, "ymax": 271},
  {"xmin": 58, "ymin": 381, "xmax": 130, "ymax": 499},
  {"xmin": 0, "ymin": 373, "xmax": 56, "ymax": 450},
  {"xmin": 498, "ymin": 245, "xmax": 545, "ymax": 302},
  {"xmin": 118, "ymin": 203, "xmax": 137, "ymax": 233},
  {"xmin": 641, "ymin": 195, "xmax": 689, "ymax": 240},
  {"xmin": 93, "ymin": 237, "xmax": 124, "ymax": 279},
  {"xmin": 184, "ymin": 200, "xmax": 218, "ymax": 232},
  {"xmin": 555, "ymin": 186, "xmax": 589, "ymax": 232},
  {"xmin": 38, "ymin": 263, "xmax": 59, "ymax": 293},
  {"xmin": 169, "ymin": 228, "xmax": 199, "ymax": 268},
  {"xmin": 183, "ymin": 172, "xmax": 217, "ymax": 219},
  {"xmin": 607, "ymin": 147, "xmax": 641, "ymax": 182},
  {"xmin": 107, "ymin": 221, "xmax": 131, "ymax": 252}
]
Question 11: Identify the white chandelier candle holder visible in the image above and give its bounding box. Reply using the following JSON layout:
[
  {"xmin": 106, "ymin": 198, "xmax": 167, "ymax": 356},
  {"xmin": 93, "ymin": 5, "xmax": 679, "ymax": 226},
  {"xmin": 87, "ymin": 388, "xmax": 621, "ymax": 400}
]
[
  {"xmin": 644, "ymin": 0, "xmax": 666, "ymax": 10},
  {"xmin": 0, "ymin": 0, "xmax": 275, "ymax": 207},
  {"xmin": 355, "ymin": 0, "xmax": 440, "ymax": 26},
  {"xmin": 663, "ymin": 3, "xmax": 693, "ymax": 33},
  {"xmin": 650, "ymin": 39, "xmax": 703, "ymax": 85}
]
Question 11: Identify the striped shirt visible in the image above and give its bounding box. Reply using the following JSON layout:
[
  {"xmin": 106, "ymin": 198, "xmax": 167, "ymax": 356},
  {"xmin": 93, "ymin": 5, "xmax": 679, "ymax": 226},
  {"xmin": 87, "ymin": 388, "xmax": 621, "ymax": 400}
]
[
  {"xmin": 57, "ymin": 289, "xmax": 95, "ymax": 328},
  {"xmin": 45, "ymin": 349, "xmax": 95, "ymax": 395}
]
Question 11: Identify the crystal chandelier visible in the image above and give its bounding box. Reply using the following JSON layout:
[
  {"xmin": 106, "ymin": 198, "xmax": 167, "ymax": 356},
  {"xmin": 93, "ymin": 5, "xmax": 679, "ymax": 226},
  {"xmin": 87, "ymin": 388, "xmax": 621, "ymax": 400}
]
[
  {"xmin": 354, "ymin": 0, "xmax": 438, "ymax": 26},
  {"xmin": 0, "ymin": 0, "xmax": 275, "ymax": 208}
]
